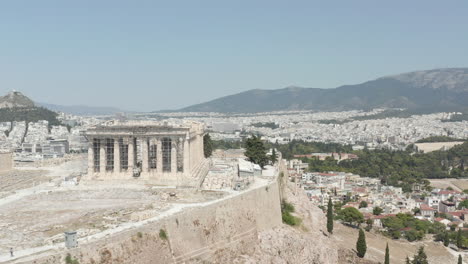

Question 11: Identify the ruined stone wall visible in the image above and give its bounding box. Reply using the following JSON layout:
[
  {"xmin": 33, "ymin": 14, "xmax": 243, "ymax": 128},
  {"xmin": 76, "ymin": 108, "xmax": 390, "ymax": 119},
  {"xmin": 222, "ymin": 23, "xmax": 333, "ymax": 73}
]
[
  {"xmin": 22, "ymin": 178, "xmax": 282, "ymax": 264},
  {"xmin": 0, "ymin": 152, "xmax": 12, "ymax": 172}
]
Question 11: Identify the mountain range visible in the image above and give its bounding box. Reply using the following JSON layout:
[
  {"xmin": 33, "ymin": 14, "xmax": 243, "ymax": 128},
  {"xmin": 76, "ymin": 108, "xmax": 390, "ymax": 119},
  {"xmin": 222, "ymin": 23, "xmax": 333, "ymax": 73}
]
[{"xmin": 178, "ymin": 68, "xmax": 468, "ymax": 113}]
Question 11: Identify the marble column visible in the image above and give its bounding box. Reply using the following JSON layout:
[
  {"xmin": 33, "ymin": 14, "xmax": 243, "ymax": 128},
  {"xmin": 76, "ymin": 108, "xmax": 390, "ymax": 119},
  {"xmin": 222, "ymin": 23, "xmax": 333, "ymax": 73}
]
[
  {"xmin": 142, "ymin": 138, "xmax": 149, "ymax": 172},
  {"xmin": 128, "ymin": 138, "xmax": 134, "ymax": 173},
  {"xmin": 156, "ymin": 138, "xmax": 162, "ymax": 173},
  {"xmin": 99, "ymin": 141, "xmax": 106, "ymax": 174},
  {"xmin": 183, "ymin": 135, "xmax": 190, "ymax": 174},
  {"xmin": 171, "ymin": 139, "xmax": 177, "ymax": 173},
  {"xmin": 114, "ymin": 138, "xmax": 120, "ymax": 173},
  {"xmin": 87, "ymin": 139, "xmax": 94, "ymax": 174}
]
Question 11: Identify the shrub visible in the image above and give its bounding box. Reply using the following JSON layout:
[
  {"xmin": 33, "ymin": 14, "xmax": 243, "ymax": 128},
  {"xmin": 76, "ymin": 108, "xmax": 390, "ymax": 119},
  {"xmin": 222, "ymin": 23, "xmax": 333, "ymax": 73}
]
[
  {"xmin": 281, "ymin": 200, "xmax": 301, "ymax": 226},
  {"xmin": 65, "ymin": 253, "xmax": 79, "ymax": 264},
  {"xmin": 159, "ymin": 229, "xmax": 168, "ymax": 240}
]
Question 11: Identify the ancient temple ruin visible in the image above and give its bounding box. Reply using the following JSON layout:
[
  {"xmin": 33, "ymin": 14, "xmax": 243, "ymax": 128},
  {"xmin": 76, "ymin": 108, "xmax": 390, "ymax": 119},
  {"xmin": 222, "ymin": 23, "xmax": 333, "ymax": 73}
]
[{"xmin": 84, "ymin": 121, "xmax": 208, "ymax": 187}]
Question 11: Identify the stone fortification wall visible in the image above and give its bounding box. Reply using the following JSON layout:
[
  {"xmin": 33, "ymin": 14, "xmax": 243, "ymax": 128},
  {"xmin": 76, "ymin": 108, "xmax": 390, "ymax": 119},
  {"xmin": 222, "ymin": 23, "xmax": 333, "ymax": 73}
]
[
  {"xmin": 0, "ymin": 152, "xmax": 12, "ymax": 172},
  {"xmin": 20, "ymin": 178, "xmax": 282, "ymax": 264}
]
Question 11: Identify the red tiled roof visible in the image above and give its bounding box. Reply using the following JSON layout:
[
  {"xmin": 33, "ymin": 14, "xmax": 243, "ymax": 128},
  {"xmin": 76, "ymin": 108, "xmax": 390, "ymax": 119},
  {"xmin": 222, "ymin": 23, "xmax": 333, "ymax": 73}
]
[
  {"xmin": 420, "ymin": 204, "xmax": 436, "ymax": 211},
  {"xmin": 353, "ymin": 187, "xmax": 367, "ymax": 193},
  {"xmin": 439, "ymin": 190, "xmax": 461, "ymax": 195},
  {"xmin": 448, "ymin": 211, "xmax": 464, "ymax": 218}
]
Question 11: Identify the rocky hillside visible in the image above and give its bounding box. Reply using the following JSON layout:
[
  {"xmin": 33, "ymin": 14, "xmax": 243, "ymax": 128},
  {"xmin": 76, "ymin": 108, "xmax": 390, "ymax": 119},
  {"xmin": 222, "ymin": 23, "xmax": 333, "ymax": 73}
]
[
  {"xmin": 385, "ymin": 68, "xmax": 468, "ymax": 92},
  {"xmin": 232, "ymin": 175, "xmax": 377, "ymax": 264},
  {"xmin": 178, "ymin": 68, "xmax": 468, "ymax": 113},
  {"xmin": 0, "ymin": 91, "xmax": 61, "ymax": 127},
  {"xmin": 0, "ymin": 91, "xmax": 35, "ymax": 108}
]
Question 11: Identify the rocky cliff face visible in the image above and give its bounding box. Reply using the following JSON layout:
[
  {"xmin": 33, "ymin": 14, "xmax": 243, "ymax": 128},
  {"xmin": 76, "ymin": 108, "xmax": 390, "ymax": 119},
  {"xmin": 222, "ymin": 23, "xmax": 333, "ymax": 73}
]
[
  {"xmin": 0, "ymin": 91, "xmax": 35, "ymax": 108},
  {"xmin": 233, "ymin": 181, "xmax": 340, "ymax": 263}
]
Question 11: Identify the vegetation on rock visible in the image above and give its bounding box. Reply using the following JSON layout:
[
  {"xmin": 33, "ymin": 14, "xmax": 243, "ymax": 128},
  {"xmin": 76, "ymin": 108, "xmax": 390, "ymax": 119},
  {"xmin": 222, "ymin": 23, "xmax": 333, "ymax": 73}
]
[{"xmin": 281, "ymin": 200, "xmax": 301, "ymax": 226}]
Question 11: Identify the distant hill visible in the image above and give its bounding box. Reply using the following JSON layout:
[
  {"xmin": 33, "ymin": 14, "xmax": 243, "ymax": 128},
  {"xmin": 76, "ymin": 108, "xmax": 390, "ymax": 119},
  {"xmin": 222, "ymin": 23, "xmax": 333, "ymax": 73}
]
[
  {"xmin": 178, "ymin": 68, "xmax": 468, "ymax": 113},
  {"xmin": 0, "ymin": 106, "xmax": 61, "ymax": 127},
  {"xmin": 0, "ymin": 92, "xmax": 61, "ymax": 127},
  {"xmin": 0, "ymin": 91, "xmax": 35, "ymax": 108},
  {"xmin": 39, "ymin": 103, "xmax": 127, "ymax": 116}
]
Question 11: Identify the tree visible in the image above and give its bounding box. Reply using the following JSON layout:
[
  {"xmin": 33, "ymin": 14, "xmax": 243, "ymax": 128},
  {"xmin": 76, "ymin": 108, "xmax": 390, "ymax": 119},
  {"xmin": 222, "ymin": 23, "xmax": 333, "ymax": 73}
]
[
  {"xmin": 244, "ymin": 135, "xmax": 269, "ymax": 168},
  {"xmin": 457, "ymin": 229, "xmax": 463, "ymax": 249},
  {"xmin": 356, "ymin": 228, "xmax": 367, "ymax": 258},
  {"xmin": 458, "ymin": 199, "xmax": 468, "ymax": 210},
  {"xmin": 373, "ymin": 206, "xmax": 383, "ymax": 216},
  {"xmin": 270, "ymin": 148, "xmax": 278, "ymax": 164},
  {"xmin": 459, "ymin": 254, "xmax": 463, "ymax": 264},
  {"xmin": 411, "ymin": 246, "xmax": 428, "ymax": 264},
  {"xmin": 384, "ymin": 243, "xmax": 389, "ymax": 264},
  {"xmin": 405, "ymin": 256, "xmax": 411, "ymax": 264},
  {"xmin": 444, "ymin": 232, "xmax": 450, "ymax": 247},
  {"xmin": 341, "ymin": 207, "xmax": 364, "ymax": 227},
  {"xmin": 327, "ymin": 198, "xmax": 333, "ymax": 234},
  {"xmin": 203, "ymin": 134, "xmax": 213, "ymax": 158},
  {"xmin": 365, "ymin": 218, "xmax": 373, "ymax": 231},
  {"xmin": 359, "ymin": 201, "xmax": 368, "ymax": 208}
]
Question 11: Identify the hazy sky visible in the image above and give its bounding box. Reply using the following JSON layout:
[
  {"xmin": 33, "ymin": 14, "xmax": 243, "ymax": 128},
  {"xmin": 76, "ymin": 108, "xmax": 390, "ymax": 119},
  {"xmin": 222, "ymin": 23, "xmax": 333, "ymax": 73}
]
[{"xmin": 1, "ymin": 1, "xmax": 467, "ymax": 111}]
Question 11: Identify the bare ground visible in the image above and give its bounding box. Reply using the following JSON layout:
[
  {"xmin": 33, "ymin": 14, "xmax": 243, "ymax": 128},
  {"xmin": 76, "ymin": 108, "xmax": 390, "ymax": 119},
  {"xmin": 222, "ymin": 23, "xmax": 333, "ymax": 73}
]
[
  {"xmin": 430, "ymin": 178, "xmax": 468, "ymax": 191},
  {"xmin": 332, "ymin": 223, "xmax": 459, "ymax": 264}
]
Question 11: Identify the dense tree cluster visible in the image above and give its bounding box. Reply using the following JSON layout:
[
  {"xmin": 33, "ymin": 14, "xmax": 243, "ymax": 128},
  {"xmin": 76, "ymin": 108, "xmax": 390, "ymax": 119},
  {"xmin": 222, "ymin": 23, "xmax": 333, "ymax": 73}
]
[
  {"xmin": 212, "ymin": 138, "xmax": 467, "ymax": 190},
  {"xmin": 382, "ymin": 213, "xmax": 447, "ymax": 242},
  {"xmin": 416, "ymin": 136, "xmax": 465, "ymax": 143},
  {"xmin": 307, "ymin": 142, "xmax": 468, "ymax": 191},
  {"xmin": 268, "ymin": 140, "xmax": 353, "ymax": 159},
  {"xmin": 0, "ymin": 107, "xmax": 62, "ymax": 129}
]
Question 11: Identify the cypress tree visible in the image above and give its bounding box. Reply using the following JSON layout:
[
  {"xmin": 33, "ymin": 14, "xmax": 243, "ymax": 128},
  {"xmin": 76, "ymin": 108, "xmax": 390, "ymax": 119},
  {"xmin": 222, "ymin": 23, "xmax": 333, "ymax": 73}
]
[
  {"xmin": 412, "ymin": 246, "xmax": 428, "ymax": 264},
  {"xmin": 459, "ymin": 254, "xmax": 462, "ymax": 264},
  {"xmin": 457, "ymin": 229, "xmax": 463, "ymax": 249},
  {"xmin": 384, "ymin": 243, "xmax": 389, "ymax": 264},
  {"xmin": 405, "ymin": 256, "xmax": 411, "ymax": 264},
  {"xmin": 444, "ymin": 231, "xmax": 449, "ymax": 247},
  {"xmin": 356, "ymin": 228, "xmax": 367, "ymax": 258},
  {"xmin": 327, "ymin": 197, "xmax": 333, "ymax": 234},
  {"xmin": 203, "ymin": 134, "xmax": 213, "ymax": 158},
  {"xmin": 270, "ymin": 148, "xmax": 278, "ymax": 164}
]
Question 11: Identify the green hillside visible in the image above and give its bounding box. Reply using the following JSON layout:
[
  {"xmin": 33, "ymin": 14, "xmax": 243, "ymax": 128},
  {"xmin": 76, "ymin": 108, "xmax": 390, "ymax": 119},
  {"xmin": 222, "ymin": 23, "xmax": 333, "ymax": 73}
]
[{"xmin": 0, "ymin": 107, "xmax": 61, "ymax": 127}]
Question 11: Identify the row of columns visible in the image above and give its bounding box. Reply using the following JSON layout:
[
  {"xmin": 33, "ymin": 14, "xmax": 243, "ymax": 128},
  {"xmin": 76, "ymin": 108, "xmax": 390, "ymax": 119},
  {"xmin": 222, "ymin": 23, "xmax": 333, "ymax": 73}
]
[{"xmin": 88, "ymin": 136, "xmax": 190, "ymax": 175}]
